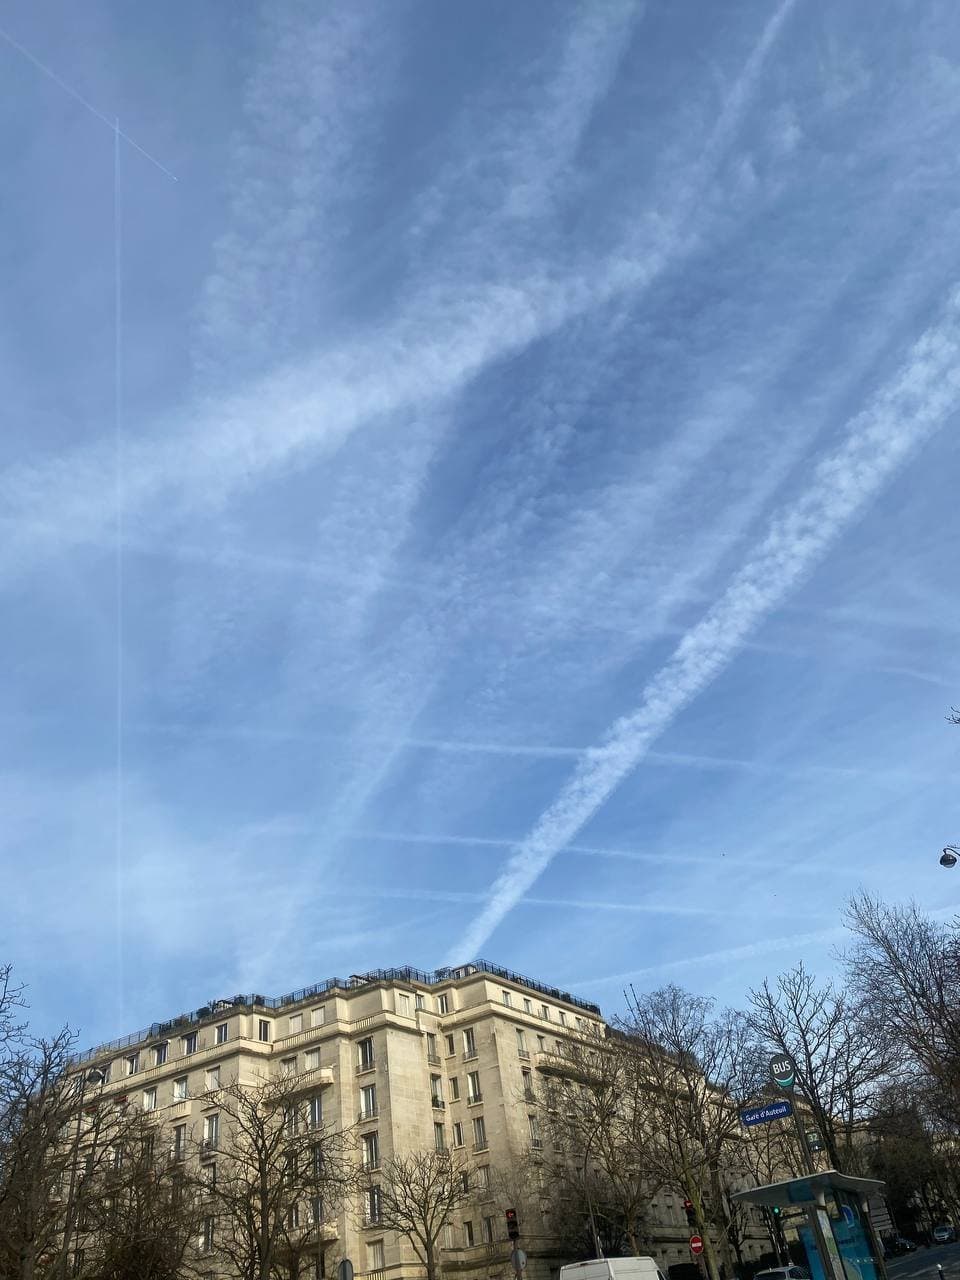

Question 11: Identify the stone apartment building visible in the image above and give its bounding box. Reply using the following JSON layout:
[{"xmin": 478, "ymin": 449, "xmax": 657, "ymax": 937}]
[{"xmin": 71, "ymin": 962, "xmax": 773, "ymax": 1280}]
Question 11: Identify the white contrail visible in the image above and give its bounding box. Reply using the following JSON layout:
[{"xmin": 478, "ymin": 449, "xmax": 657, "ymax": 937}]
[
  {"xmin": 573, "ymin": 927, "xmax": 847, "ymax": 988},
  {"xmin": 448, "ymin": 286, "xmax": 960, "ymax": 964}
]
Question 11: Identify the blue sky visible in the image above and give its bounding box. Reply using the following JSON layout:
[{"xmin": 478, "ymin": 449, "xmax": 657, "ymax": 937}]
[{"xmin": 3, "ymin": 0, "xmax": 960, "ymax": 1052}]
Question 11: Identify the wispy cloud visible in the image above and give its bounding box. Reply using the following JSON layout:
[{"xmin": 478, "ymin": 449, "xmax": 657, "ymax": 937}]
[
  {"xmin": 449, "ymin": 288, "xmax": 960, "ymax": 963},
  {"xmin": 574, "ymin": 927, "xmax": 848, "ymax": 989}
]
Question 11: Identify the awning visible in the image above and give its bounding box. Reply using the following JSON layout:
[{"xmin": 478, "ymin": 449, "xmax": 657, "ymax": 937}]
[{"xmin": 731, "ymin": 1171, "xmax": 884, "ymax": 1208}]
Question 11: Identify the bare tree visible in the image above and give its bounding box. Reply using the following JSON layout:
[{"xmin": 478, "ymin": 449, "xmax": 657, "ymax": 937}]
[
  {"xmin": 619, "ymin": 986, "xmax": 763, "ymax": 1280},
  {"xmin": 206, "ymin": 1073, "xmax": 358, "ymax": 1280},
  {"xmin": 844, "ymin": 894, "xmax": 960, "ymax": 1128},
  {"xmin": 534, "ymin": 1028, "xmax": 658, "ymax": 1256},
  {"xmin": 748, "ymin": 960, "xmax": 890, "ymax": 1172},
  {"xmin": 0, "ymin": 966, "xmax": 26, "ymax": 1054},
  {"xmin": 0, "ymin": 1030, "xmax": 137, "ymax": 1280},
  {"xmin": 77, "ymin": 1113, "xmax": 205, "ymax": 1280},
  {"xmin": 374, "ymin": 1150, "xmax": 474, "ymax": 1280}
]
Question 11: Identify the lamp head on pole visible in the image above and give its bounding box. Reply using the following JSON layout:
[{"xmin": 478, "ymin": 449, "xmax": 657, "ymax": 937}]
[{"xmin": 940, "ymin": 846, "xmax": 958, "ymax": 869}]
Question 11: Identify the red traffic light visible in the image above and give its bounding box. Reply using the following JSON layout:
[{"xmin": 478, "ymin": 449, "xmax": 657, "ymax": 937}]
[{"xmin": 505, "ymin": 1208, "xmax": 520, "ymax": 1240}]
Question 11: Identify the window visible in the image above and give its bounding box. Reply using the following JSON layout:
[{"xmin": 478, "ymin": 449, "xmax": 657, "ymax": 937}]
[
  {"xmin": 415, "ymin": 993, "xmax": 425, "ymax": 1010},
  {"xmin": 287, "ymin": 1201, "xmax": 301, "ymax": 1229},
  {"xmin": 183, "ymin": 1032, "xmax": 198, "ymax": 1056},
  {"xmin": 172, "ymin": 1123, "xmax": 186, "ymax": 1160},
  {"xmin": 311, "ymin": 1006, "xmax": 326, "ymax": 1027},
  {"xmin": 463, "ymin": 1220, "xmax": 475, "ymax": 1247},
  {"xmin": 173, "ymin": 1076, "xmax": 188, "ymax": 1101},
  {"xmin": 200, "ymin": 1216, "xmax": 214, "ymax": 1252},
  {"xmin": 311, "ymin": 1194, "xmax": 324, "ymax": 1224},
  {"xmin": 444, "ymin": 1224, "xmax": 456, "ymax": 1249},
  {"xmin": 281, "ymin": 1056, "xmax": 297, "ymax": 1077},
  {"xmin": 434, "ymin": 1122, "xmax": 446, "ymax": 1152},
  {"xmin": 477, "ymin": 1165, "xmax": 490, "ymax": 1189},
  {"xmin": 529, "ymin": 1114, "xmax": 542, "ymax": 1149},
  {"xmin": 438, "ymin": 993, "xmax": 450, "ymax": 1015},
  {"xmin": 453, "ymin": 1121, "xmax": 464, "ymax": 1147},
  {"xmin": 309, "ymin": 1095, "xmax": 323, "ymax": 1129},
  {"xmin": 203, "ymin": 1160, "xmax": 217, "ymax": 1190},
  {"xmin": 398, "ymin": 992, "xmax": 410, "ymax": 1015},
  {"xmin": 112, "ymin": 1145, "xmax": 124, "ymax": 1171},
  {"xmin": 142, "ymin": 1133, "xmax": 156, "ymax": 1164},
  {"xmin": 369, "ymin": 1240, "xmax": 385, "ymax": 1271},
  {"xmin": 539, "ymin": 1005, "xmax": 549, "ymax": 1020},
  {"xmin": 284, "ymin": 1104, "xmax": 298, "ymax": 1137},
  {"xmin": 305, "ymin": 1048, "xmax": 320, "ymax": 1071},
  {"xmin": 143, "ymin": 1087, "xmax": 157, "ymax": 1112},
  {"xmin": 463, "ymin": 1027, "xmax": 477, "ymax": 1058},
  {"xmin": 445, "ymin": 1034, "xmax": 455, "ymax": 1056},
  {"xmin": 523, "ymin": 998, "xmax": 533, "ymax": 1014},
  {"xmin": 450, "ymin": 1076, "xmax": 460, "ymax": 1101},
  {"xmin": 153, "ymin": 1042, "xmax": 167, "ymax": 1067},
  {"xmin": 366, "ymin": 1185, "xmax": 382, "ymax": 1225},
  {"xmin": 473, "ymin": 1115, "xmax": 487, "ymax": 1150},
  {"xmin": 357, "ymin": 1037, "xmax": 375, "ymax": 1071},
  {"xmin": 460, "ymin": 1170, "xmax": 470, "ymax": 1192},
  {"xmin": 502, "ymin": 989, "xmax": 513, "ymax": 1007},
  {"xmin": 516, "ymin": 1027, "xmax": 528, "ymax": 1057},
  {"xmin": 203, "ymin": 1113, "xmax": 219, "ymax": 1151},
  {"xmin": 311, "ymin": 1145, "xmax": 325, "ymax": 1178},
  {"xmin": 289, "ymin": 1013, "xmax": 303, "ymax": 1035},
  {"xmin": 72, "ymin": 1249, "xmax": 85, "ymax": 1276},
  {"xmin": 482, "ymin": 1216, "xmax": 495, "ymax": 1244},
  {"xmin": 125, "ymin": 1053, "xmax": 139, "ymax": 1076},
  {"xmin": 258, "ymin": 1019, "xmax": 270, "ymax": 1042},
  {"xmin": 362, "ymin": 1131, "xmax": 380, "ymax": 1170},
  {"xmin": 430, "ymin": 1074, "xmax": 443, "ymax": 1106},
  {"xmin": 522, "ymin": 1068, "xmax": 533, "ymax": 1100},
  {"xmin": 466, "ymin": 1071, "xmax": 481, "ymax": 1103},
  {"xmin": 559, "ymin": 1011, "xmax": 568, "ymax": 1027},
  {"xmin": 216, "ymin": 1022, "xmax": 228, "ymax": 1044},
  {"xmin": 426, "ymin": 1032, "xmax": 439, "ymax": 1062},
  {"xmin": 360, "ymin": 1083, "xmax": 377, "ymax": 1119},
  {"xmin": 537, "ymin": 1034, "xmax": 547, "ymax": 1052},
  {"xmin": 205, "ymin": 1066, "xmax": 220, "ymax": 1091},
  {"xmin": 576, "ymin": 1016, "xmax": 586, "ymax": 1032}
]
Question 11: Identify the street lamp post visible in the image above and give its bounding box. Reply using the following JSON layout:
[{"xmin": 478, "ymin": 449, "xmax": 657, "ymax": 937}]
[
  {"xmin": 582, "ymin": 1128, "xmax": 603, "ymax": 1259},
  {"xmin": 57, "ymin": 1066, "xmax": 105, "ymax": 1280}
]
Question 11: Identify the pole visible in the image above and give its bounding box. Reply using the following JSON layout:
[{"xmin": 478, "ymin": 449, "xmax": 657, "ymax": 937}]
[
  {"xmin": 582, "ymin": 1127, "xmax": 603, "ymax": 1258},
  {"xmin": 792, "ymin": 1106, "xmax": 816, "ymax": 1178}
]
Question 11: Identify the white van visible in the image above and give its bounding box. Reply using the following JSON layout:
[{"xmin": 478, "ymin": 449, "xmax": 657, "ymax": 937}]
[{"xmin": 560, "ymin": 1258, "xmax": 667, "ymax": 1280}]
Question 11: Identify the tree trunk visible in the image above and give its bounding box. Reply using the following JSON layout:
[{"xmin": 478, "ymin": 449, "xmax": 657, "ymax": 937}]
[{"xmin": 425, "ymin": 1242, "xmax": 438, "ymax": 1280}]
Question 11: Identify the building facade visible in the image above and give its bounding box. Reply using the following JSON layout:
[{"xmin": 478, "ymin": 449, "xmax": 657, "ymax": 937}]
[{"xmin": 72, "ymin": 962, "xmax": 773, "ymax": 1280}]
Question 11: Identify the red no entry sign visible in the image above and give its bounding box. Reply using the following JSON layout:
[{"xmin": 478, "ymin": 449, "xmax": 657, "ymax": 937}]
[{"xmin": 689, "ymin": 1236, "xmax": 704, "ymax": 1256}]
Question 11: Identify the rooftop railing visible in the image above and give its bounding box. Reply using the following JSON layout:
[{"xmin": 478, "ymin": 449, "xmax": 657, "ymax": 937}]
[{"xmin": 72, "ymin": 959, "xmax": 601, "ymax": 1063}]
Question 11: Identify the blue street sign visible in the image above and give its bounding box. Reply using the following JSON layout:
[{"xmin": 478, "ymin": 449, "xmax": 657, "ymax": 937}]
[{"xmin": 740, "ymin": 1100, "xmax": 793, "ymax": 1127}]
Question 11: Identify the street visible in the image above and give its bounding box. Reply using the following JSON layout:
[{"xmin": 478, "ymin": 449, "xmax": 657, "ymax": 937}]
[{"xmin": 887, "ymin": 1243, "xmax": 960, "ymax": 1280}]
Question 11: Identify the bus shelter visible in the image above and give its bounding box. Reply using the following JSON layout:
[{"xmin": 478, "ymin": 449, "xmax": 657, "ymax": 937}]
[{"xmin": 732, "ymin": 1172, "xmax": 887, "ymax": 1280}]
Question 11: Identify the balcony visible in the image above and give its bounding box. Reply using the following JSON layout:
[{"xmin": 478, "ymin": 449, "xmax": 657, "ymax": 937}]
[
  {"xmin": 284, "ymin": 1067, "xmax": 335, "ymax": 1093},
  {"xmin": 466, "ymin": 1093, "xmax": 482, "ymax": 1106},
  {"xmin": 427, "ymin": 1052, "xmax": 441, "ymax": 1066},
  {"xmin": 362, "ymin": 1215, "xmax": 383, "ymax": 1229},
  {"xmin": 530, "ymin": 1137, "xmax": 543, "ymax": 1150},
  {"xmin": 200, "ymin": 1138, "xmax": 219, "ymax": 1158},
  {"xmin": 431, "ymin": 1097, "xmax": 445, "ymax": 1109},
  {"xmin": 473, "ymin": 1140, "xmax": 488, "ymax": 1152},
  {"xmin": 358, "ymin": 1109, "xmax": 379, "ymax": 1123},
  {"xmin": 517, "ymin": 1048, "xmax": 530, "ymax": 1060},
  {"xmin": 356, "ymin": 1062, "xmax": 376, "ymax": 1076},
  {"xmin": 462, "ymin": 1051, "xmax": 478, "ymax": 1062}
]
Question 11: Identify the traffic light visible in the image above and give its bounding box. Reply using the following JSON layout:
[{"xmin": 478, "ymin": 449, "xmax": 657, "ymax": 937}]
[
  {"xmin": 684, "ymin": 1199, "xmax": 696, "ymax": 1227},
  {"xmin": 506, "ymin": 1208, "xmax": 520, "ymax": 1240},
  {"xmin": 772, "ymin": 1206, "xmax": 782, "ymax": 1218}
]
